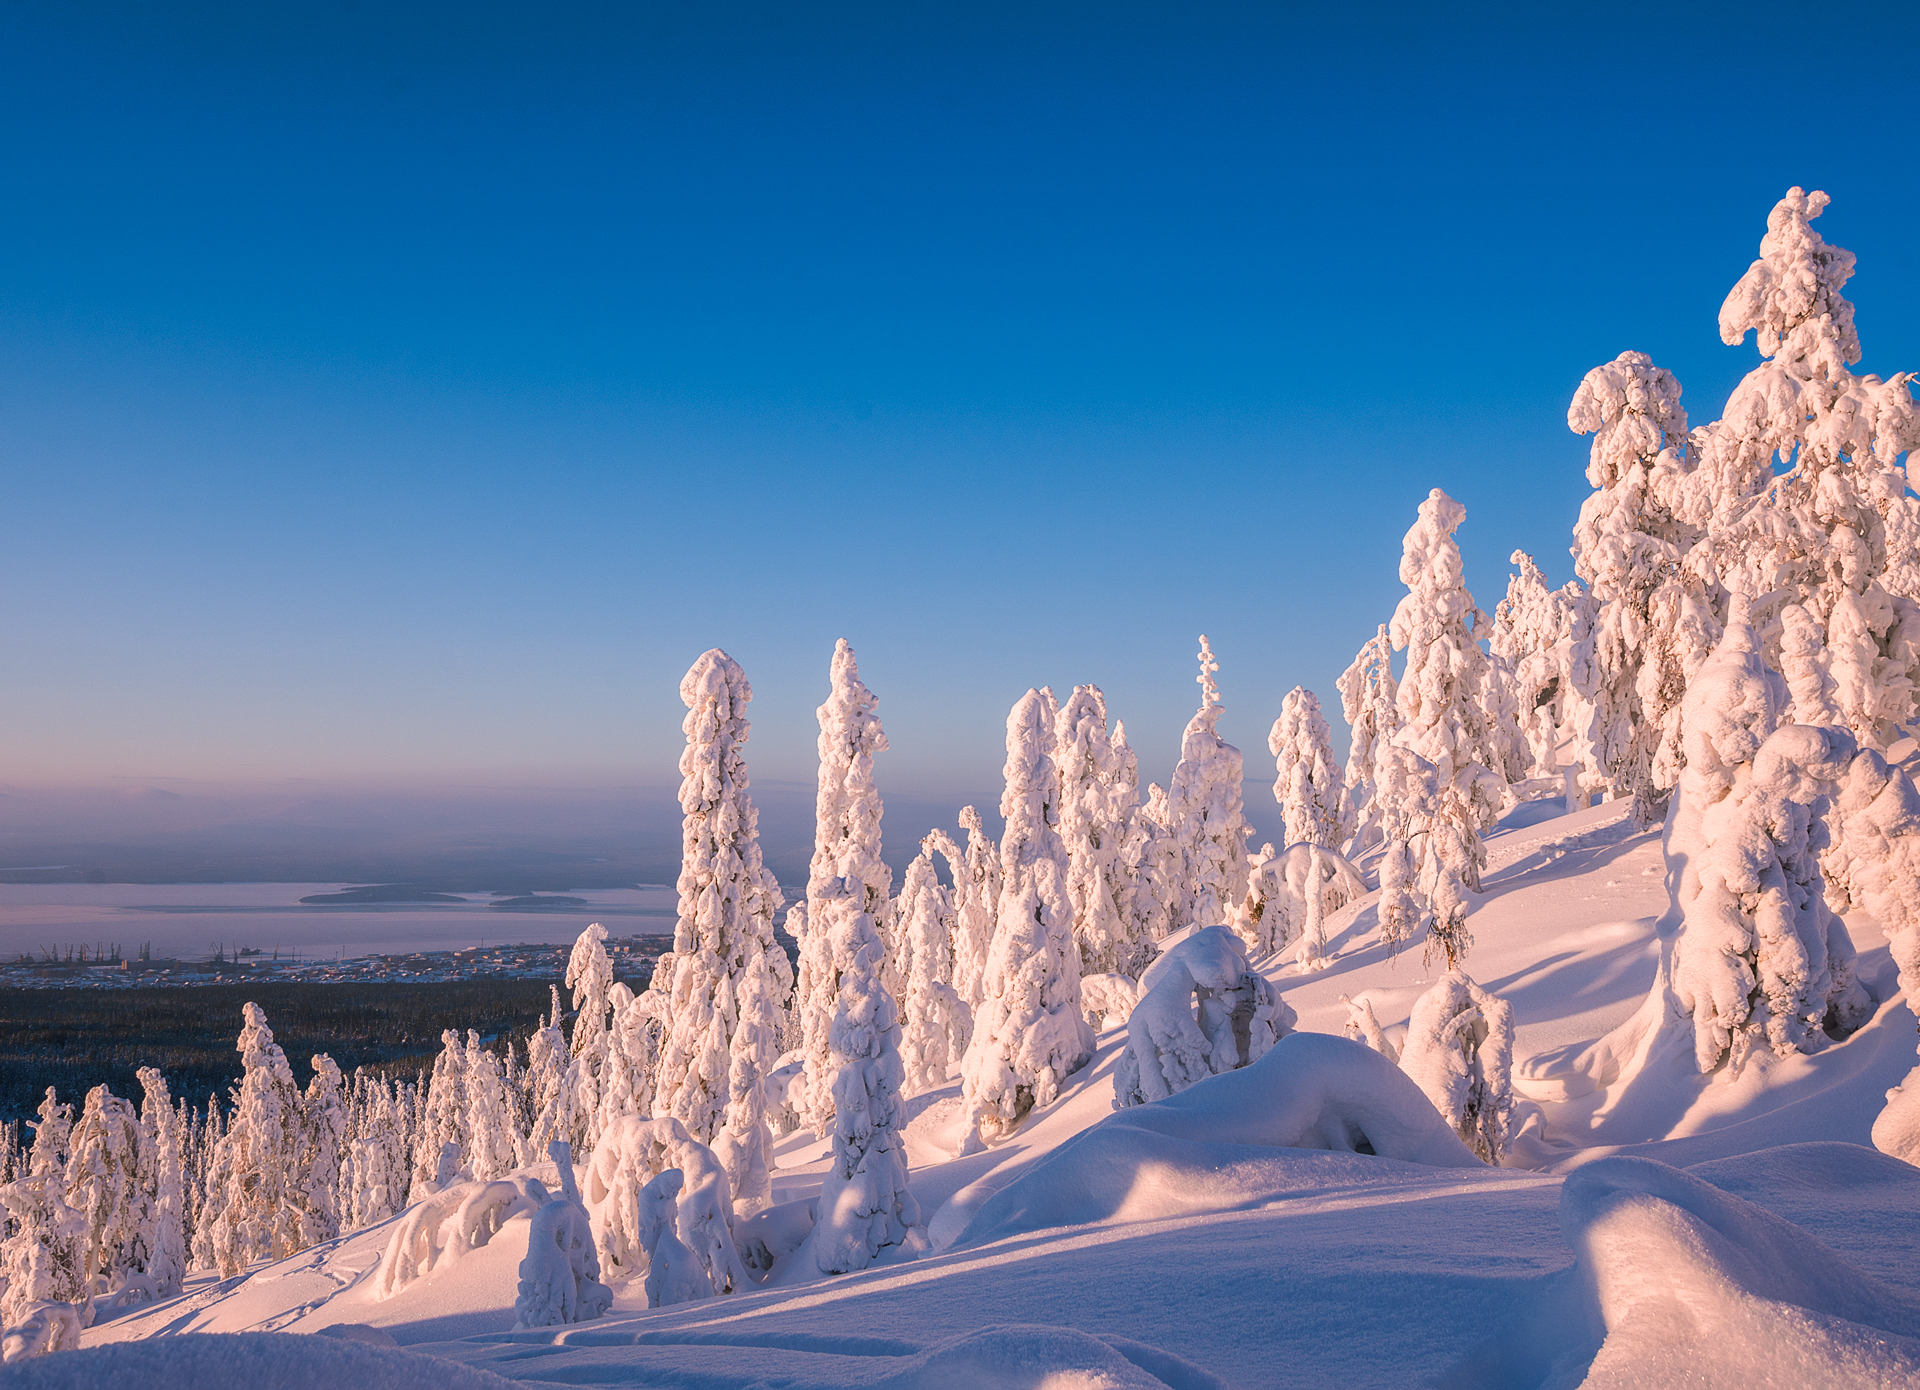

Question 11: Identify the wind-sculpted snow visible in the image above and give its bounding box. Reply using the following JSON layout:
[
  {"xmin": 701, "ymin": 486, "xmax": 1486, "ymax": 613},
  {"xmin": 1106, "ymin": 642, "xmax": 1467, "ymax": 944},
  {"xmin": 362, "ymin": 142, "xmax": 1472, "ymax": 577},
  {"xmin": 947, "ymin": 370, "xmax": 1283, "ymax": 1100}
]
[
  {"xmin": 1561, "ymin": 1152, "xmax": 1920, "ymax": 1387},
  {"xmin": 960, "ymin": 1032, "xmax": 1482, "ymax": 1247}
]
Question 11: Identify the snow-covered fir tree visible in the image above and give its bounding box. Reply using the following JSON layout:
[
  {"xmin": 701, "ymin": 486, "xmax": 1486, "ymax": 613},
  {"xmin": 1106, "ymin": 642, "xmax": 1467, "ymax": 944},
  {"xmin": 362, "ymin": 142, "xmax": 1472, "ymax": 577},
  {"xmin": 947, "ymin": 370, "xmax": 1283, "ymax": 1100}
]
[
  {"xmin": 1666, "ymin": 604, "xmax": 1872, "ymax": 1075},
  {"xmin": 960, "ymin": 689, "xmax": 1093, "ymax": 1145},
  {"xmin": 64, "ymin": 1085, "xmax": 145, "ymax": 1301},
  {"xmin": 1490, "ymin": 550, "xmax": 1591, "ymax": 783},
  {"xmin": 797, "ymin": 639, "xmax": 896, "ymax": 1137},
  {"xmin": 1565, "ymin": 351, "xmax": 1709, "ymax": 825},
  {"xmin": 1335, "ymin": 624, "xmax": 1400, "ymax": 857},
  {"xmin": 950, "ymin": 805, "xmax": 1000, "ymax": 1014},
  {"xmin": 412, "ymin": 1029, "xmax": 472, "ymax": 1198},
  {"xmin": 293, "ymin": 1055, "xmax": 347, "ymax": 1248},
  {"xmin": 1268, "ymin": 686, "xmax": 1346, "ymax": 850},
  {"xmin": 1054, "ymin": 685, "xmax": 1146, "ymax": 977},
  {"xmin": 895, "ymin": 836, "xmax": 971, "ymax": 1096},
  {"xmin": 1398, "ymin": 972, "xmax": 1515, "ymax": 1165},
  {"xmin": 133, "ymin": 1067, "xmax": 186, "ymax": 1299},
  {"xmin": 1165, "ymin": 637, "xmax": 1251, "ymax": 934},
  {"xmin": 203, "ymin": 1003, "xmax": 301, "ymax": 1276},
  {"xmin": 712, "ymin": 944, "xmax": 781, "ymax": 1217},
  {"xmin": 563, "ymin": 923, "xmax": 616, "ymax": 1155},
  {"xmin": 1387, "ymin": 489, "xmax": 1512, "ymax": 967}
]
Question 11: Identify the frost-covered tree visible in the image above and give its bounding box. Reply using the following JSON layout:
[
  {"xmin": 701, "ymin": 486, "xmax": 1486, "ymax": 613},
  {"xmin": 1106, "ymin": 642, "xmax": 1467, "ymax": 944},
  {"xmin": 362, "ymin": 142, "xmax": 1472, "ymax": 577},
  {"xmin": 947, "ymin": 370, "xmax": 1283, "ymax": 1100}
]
[
  {"xmin": 712, "ymin": 945, "xmax": 780, "ymax": 1217},
  {"xmin": 1165, "ymin": 637, "xmax": 1251, "ymax": 934},
  {"xmin": 1113, "ymin": 926, "xmax": 1293, "ymax": 1108},
  {"xmin": 797, "ymin": 639, "xmax": 896, "ymax": 1138},
  {"xmin": 563, "ymin": 922, "xmax": 616, "ymax": 1155},
  {"xmin": 1566, "ymin": 351, "xmax": 1709, "ymax": 825},
  {"xmin": 895, "ymin": 837, "xmax": 971, "ymax": 1096},
  {"xmin": 133, "ymin": 1068, "xmax": 185, "ymax": 1299},
  {"xmin": 1667, "ymin": 608, "xmax": 1873, "ymax": 1075},
  {"xmin": 64, "ymin": 1084, "xmax": 145, "ymax": 1300},
  {"xmin": 524, "ymin": 987, "xmax": 579, "ymax": 1165},
  {"xmin": 659, "ymin": 650, "xmax": 785, "ymax": 1148},
  {"xmin": 0, "ymin": 1102, "xmax": 88, "ymax": 1331},
  {"xmin": 412, "ymin": 1029, "xmax": 471, "ymax": 1199},
  {"xmin": 1398, "ymin": 972, "xmax": 1513, "ymax": 1165},
  {"xmin": 342, "ymin": 1079, "xmax": 409, "ymax": 1233},
  {"xmin": 1336, "ymin": 624, "xmax": 1400, "ymax": 857},
  {"xmin": 1491, "ymin": 550, "xmax": 1591, "ymax": 783},
  {"xmin": 785, "ymin": 639, "xmax": 922, "ymax": 1274},
  {"xmin": 1387, "ymin": 489, "xmax": 1512, "ymax": 967},
  {"xmin": 960, "ymin": 689, "xmax": 1093, "ymax": 1145},
  {"xmin": 1123, "ymin": 781, "xmax": 1177, "ymax": 949},
  {"xmin": 294, "ymin": 1055, "xmax": 347, "ymax": 1248},
  {"xmin": 513, "ymin": 1145, "xmax": 612, "ymax": 1330},
  {"xmin": 947, "ymin": 806, "xmax": 1001, "ymax": 1016},
  {"xmin": 1680, "ymin": 190, "xmax": 1920, "ymax": 755},
  {"xmin": 462, "ymin": 1034, "xmax": 519, "ymax": 1182},
  {"xmin": 203, "ymin": 1003, "xmax": 301, "ymax": 1276},
  {"xmin": 1268, "ymin": 686, "xmax": 1346, "ymax": 851},
  {"xmin": 1055, "ymin": 685, "xmax": 1146, "ymax": 977}
]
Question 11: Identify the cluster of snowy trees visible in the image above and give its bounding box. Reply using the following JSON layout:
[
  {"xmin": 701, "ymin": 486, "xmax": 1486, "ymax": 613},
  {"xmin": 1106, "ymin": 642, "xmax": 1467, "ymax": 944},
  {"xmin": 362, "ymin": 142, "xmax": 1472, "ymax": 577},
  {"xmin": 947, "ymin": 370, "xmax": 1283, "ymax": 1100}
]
[{"xmin": 3, "ymin": 186, "xmax": 1915, "ymax": 1354}]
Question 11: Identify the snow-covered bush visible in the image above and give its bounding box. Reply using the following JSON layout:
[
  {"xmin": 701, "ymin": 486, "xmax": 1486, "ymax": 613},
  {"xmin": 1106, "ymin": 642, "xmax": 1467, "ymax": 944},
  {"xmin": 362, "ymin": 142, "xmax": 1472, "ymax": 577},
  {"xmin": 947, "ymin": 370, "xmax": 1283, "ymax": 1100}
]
[
  {"xmin": 513, "ymin": 1147, "xmax": 612, "ymax": 1331},
  {"xmin": 1339, "ymin": 994, "xmax": 1398, "ymax": 1061},
  {"xmin": 1078, "ymin": 972, "xmax": 1137, "ymax": 1033},
  {"xmin": 583, "ymin": 1113, "xmax": 748, "ymax": 1296},
  {"xmin": 635, "ymin": 1169, "xmax": 709, "ymax": 1308},
  {"xmin": 961, "ymin": 688, "xmax": 1093, "ymax": 1145},
  {"xmin": 1113, "ymin": 926, "xmax": 1293, "ymax": 1109},
  {"xmin": 0, "ymin": 1300, "xmax": 84, "ymax": 1363},
  {"xmin": 1242, "ymin": 842, "xmax": 1369, "ymax": 958},
  {"xmin": 1164, "ymin": 638, "xmax": 1251, "ymax": 934},
  {"xmin": 1268, "ymin": 686, "xmax": 1346, "ymax": 851},
  {"xmin": 1397, "ymin": 972, "xmax": 1513, "ymax": 1165}
]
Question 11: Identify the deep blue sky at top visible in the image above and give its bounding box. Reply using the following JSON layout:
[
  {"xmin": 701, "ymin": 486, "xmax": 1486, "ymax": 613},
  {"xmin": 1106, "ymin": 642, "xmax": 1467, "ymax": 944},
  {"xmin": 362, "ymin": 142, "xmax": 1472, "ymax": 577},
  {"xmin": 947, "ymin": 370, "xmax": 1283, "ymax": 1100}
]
[{"xmin": 1, "ymin": 2, "xmax": 1915, "ymax": 798}]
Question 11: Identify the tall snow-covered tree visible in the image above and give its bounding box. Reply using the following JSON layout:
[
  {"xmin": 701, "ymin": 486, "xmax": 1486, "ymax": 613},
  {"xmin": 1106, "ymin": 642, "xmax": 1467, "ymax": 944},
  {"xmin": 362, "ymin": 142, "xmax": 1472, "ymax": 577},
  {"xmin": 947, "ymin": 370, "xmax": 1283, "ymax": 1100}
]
[
  {"xmin": 294, "ymin": 1055, "xmax": 347, "ymax": 1248},
  {"xmin": 1336, "ymin": 624, "xmax": 1401, "ymax": 856},
  {"xmin": 788, "ymin": 640, "xmax": 921, "ymax": 1274},
  {"xmin": 1268, "ymin": 686, "xmax": 1345, "ymax": 850},
  {"xmin": 1490, "ymin": 550, "xmax": 1591, "ymax": 783},
  {"xmin": 1566, "ymin": 351, "xmax": 1710, "ymax": 825},
  {"xmin": 1679, "ymin": 189, "xmax": 1920, "ymax": 756},
  {"xmin": 412, "ymin": 1029, "xmax": 471, "ymax": 1199},
  {"xmin": 1054, "ymin": 685, "xmax": 1145, "ymax": 977},
  {"xmin": 1123, "ymin": 781, "xmax": 1176, "ymax": 949},
  {"xmin": 563, "ymin": 923, "xmax": 616, "ymax": 1154},
  {"xmin": 1666, "ymin": 605, "xmax": 1872, "ymax": 1075},
  {"xmin": 895, "ymin": 837, "xmax": 971, "ymax": 1096},
  {"xmin": 950, "ymin": 806, "xmax": 1000, "ymax": 1014},
  {"xmin": 960, "ymin": 689, "xmax": 1093, "ymax": 1145},
  {"xmin": 797, "ymin": 639, "xmax": 896, "ymax": 1137},
  {"xmin": 64, "ymin": 1084, "xmax": 146, "ymax": 1300},
  {"xmin": 1387, "ymin": 489, "xmax": 1511, "ymax": 967},
  {"xmin": 712, "ymin": 944, "xmax": 780, "ymax": 1217},
  {"xmin": 133, "ymin": 1067, "xmax": 186, "ymax": 1299},
  {"xmin": 1165, "ymin": 637, "xmax": 1251, "ymax": 934},
  {"xmin": 203, "ymin": 1003, "xmax": 301, "ymax": 1276},
  {"xmin": 658, "ymin": 649, "xmax": 783, "ymax": 1147}
]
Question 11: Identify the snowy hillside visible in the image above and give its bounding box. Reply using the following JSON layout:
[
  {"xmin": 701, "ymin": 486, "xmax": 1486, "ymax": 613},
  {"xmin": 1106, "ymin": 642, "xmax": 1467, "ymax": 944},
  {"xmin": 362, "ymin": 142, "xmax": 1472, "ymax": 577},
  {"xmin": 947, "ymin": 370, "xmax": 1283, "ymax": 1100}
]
[{"xmin": 53, "ymin": 799, "xmax": 1920, "ymax": 1388}]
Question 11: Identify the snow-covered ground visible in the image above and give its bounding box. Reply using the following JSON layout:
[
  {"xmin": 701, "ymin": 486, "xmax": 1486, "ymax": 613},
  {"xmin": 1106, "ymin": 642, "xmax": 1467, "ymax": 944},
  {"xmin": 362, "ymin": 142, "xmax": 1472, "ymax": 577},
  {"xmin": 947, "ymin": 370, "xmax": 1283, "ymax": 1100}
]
[{"xmin": 61, "ymin": 801, "xmax": 1920, "ymax": 1387}]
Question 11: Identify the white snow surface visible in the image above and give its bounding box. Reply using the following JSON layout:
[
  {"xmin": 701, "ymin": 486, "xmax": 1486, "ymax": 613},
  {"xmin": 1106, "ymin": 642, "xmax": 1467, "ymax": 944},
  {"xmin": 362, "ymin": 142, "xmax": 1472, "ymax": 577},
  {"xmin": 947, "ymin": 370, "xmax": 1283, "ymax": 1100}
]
[{"xmin": 69, "ymin": 799, "xmax": 1920, "ymax": 1388}]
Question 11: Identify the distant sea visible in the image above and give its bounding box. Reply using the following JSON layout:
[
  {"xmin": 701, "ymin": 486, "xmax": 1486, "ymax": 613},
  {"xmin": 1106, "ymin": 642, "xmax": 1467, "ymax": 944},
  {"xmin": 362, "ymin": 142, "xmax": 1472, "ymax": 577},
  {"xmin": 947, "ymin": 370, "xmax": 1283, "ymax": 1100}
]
[{"xmin": 0, "ymin": 883, "xmax": 680, "ymax": 963}]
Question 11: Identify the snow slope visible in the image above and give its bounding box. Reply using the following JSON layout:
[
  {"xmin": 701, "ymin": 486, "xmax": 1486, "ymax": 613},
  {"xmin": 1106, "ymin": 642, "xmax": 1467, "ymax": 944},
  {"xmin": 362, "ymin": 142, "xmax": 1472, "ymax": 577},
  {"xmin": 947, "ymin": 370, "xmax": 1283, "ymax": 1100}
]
[{"xmin": 69, "ymin": 800, "xmax": 1920, "ymax": 1387}]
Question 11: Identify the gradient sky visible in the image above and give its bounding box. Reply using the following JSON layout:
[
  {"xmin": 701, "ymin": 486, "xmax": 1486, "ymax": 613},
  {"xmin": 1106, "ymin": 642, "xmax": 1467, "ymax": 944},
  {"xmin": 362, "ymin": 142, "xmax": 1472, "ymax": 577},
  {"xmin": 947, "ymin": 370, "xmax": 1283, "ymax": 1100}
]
[{"xmin": 3, "ymin": 2, "xmax": 1916, "ymax": 802}]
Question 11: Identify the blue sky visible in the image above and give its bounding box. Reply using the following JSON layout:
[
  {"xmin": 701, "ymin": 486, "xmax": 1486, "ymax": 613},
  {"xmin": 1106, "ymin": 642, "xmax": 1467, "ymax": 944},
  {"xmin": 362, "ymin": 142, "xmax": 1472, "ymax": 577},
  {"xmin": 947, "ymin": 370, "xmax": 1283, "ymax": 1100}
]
[{"xmin": 2, "ymin": 2, "xmax": 1915, "ymax": 802}]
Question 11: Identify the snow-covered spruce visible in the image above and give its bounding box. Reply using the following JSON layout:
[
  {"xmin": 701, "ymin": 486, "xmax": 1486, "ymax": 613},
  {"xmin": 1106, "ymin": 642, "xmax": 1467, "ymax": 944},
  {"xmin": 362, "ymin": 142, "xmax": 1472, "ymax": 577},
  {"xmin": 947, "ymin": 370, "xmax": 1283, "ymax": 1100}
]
[
  {"xmin": 658, "ymin": 649, "xmax": 785, "ymax": 1148},
  {"xmin": 1680, "ymin": 190, "xmax": 1920, "ymax": 756},
  {"xmin": 1397, "ymin": 972, "xmax": 1513, "ymax": 1165},
  {"xmin": 1055, "ymin": 685, "xmax": 1148, "ymax": 979},
  {"xmin": 1666, "ymin": 607, "xmax": 1872, "ymax": 1075},
  {"xmin": 201, "ymin": 1004, "xmax": 302, "ymax": 1277},
  {"xmin": 63, "ymin": 1084, "xmax": 144, "ymax": 1306},
  {"xmin": 1268, "ymin": 686, "xmax": 1348, "ymax": 852},
  {"xmin": 1165, "ymin": 637, "xmax": 1252, "ymax": 938},
  {"xmin": 1113, "ymin": 925, "xmax": 1293, "ymax": 1109},
  {"xmin": 960, "ymin": 688, "xmax": 1094, "ymax": 1146},
  {"xmin": 712, "ymin": 943, "xmax": 780, "ymax": 1216},
  {"xmin": 786, "ymin": 638, "xmax": 923, "ymax": 1276},
  {"xmin": 1335, "ymin": 623, "xmax": 1400, "ymax": 858},
  {"xmin": 1241, "ymin": 841, "xmax": 1368, "ymax": 959},
  {"xmin": 895, "ymin": 835, "xmax": 971, "ymax": 1097},
  {"xmin": 295, "ymin": 1054, "xmax": 347, "ymax": 1247},
  {"xmin": 949, "ymin": 805, "xmax": 1000, "ymax": 1017},
  {"xmin": 1490, "ymin": 549, "xmax": 1592, "ymax": 787},
  {"xmin": 133, "ymin": 1067, "xmax": 186, "ymax": 1301},
  {"xmin": 1386, "ymin": 489, "xmax": 1513, "ymax": 967},
  {"xmin": 562, "ymin": 923, "xmax": 616, "ymax": 1155},
  {"xmin": 797, "ymin": 639, "xmax": 896, "ymax": 1138}
]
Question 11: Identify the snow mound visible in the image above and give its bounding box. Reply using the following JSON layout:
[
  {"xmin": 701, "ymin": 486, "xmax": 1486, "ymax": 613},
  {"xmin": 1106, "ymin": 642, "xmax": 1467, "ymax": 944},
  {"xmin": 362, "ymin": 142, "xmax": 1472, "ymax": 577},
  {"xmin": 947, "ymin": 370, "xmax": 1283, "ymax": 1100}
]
[
  {"xmin": 0, "ymin": 1332, "xmax": 523, "ymax": 1389},
  {"xmin": 1563, "ymin": 1152, "xmax": 1920, "ymax": 1387},
  {"xmin": 954, "ymin": 1032, "xmax": 1484, "ymax": 1245}
]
